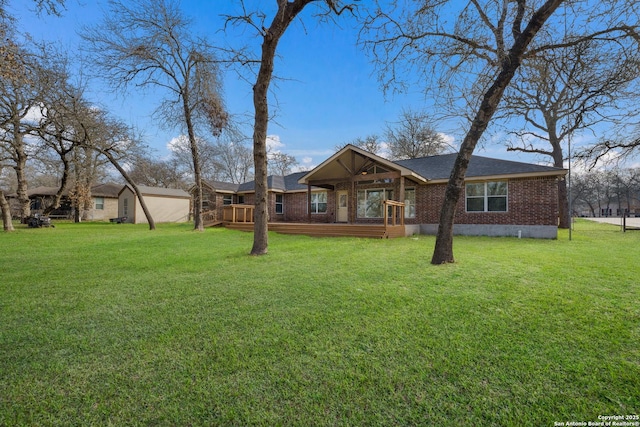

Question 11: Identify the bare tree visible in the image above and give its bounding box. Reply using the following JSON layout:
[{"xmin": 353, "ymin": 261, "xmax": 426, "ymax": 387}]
[
  {"xmin": 571, "ymin": 172, "xmax": 602, "ymax": 217},
  {"xmin": 32, "ymin": 49, "xmax": 83, "ymax": 215},
  {"xmin": 501, "ymin": 39, "xmax": 640, "ymax": 228},
  {"xmin": 213, "ymin": 139, "xmax": 254, "ymax": 184},
  {"xmin": 225, "ymin": 0, "xmax": 354, "ymax": 255},
  {"xmin": 268, "ymin": 151, "xmax": 298, "ymax": 176},
  {"xmin": 337, "ymin": 134, "xmax": 384, "ymax": 156},
  {"xmin": 82, "ymin": 0, "xmax": 228, "ymax": 231},
  {"xmin": 75, "ymin": 105, "xmax": 157, "ymax": 229},
  {"xmin": 0, "ymin": 40, "xmax": 49, "ymax": 221},
  {"xmin": 128, "ymin": 156, "xmax": 187, "ymax": 189},
  {"xmin": 385, "ymin": 109, "xmax": 449, "ymax": 160},
  {"xmin": 167, "ymin": 134, "xmax": 221, "ymax": 183},
  {"xmin": 365, "ymin": 0, "xmax": 640, "ymax": 264}
]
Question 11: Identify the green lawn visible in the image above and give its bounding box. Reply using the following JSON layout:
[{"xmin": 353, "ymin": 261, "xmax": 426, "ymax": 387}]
[{"xmin": 1, "ymin": 220, "xmax": 638, "ymax": 426}]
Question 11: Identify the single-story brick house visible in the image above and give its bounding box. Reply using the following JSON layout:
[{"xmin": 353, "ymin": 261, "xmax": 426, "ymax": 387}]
[
  {"xmin": 118, "ymin": 185, "xmax": 191, "ymax": 224},
  {"xmin": 9, "ymin": 182, "xmax": 120, "ymax": 220},
  {"xmin": 195, "ymin": 145, "xmax": 567, "ymax": 238}
]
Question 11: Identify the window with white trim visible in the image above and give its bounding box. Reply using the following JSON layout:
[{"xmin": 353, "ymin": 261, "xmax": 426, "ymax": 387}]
[
  {"xmin": 357, "ymin": 189, "xmax": 393, "ymax": 218},
  {"xmin": 310, "ymin": 192, "xmax": 327, "ymax": 214},
  {"xmin": 222, "ymin": 194, "xmax": 233, "ymax": 205},
  {"xmin": 95, "ymin": 197, "xmax": 104, "ymax": 210},
  {"xmin": 404, "ymin": 188, "xmax": 415, "ymax": 218},
  {"xmin": 275, "ymin": 194, "xmax": 284, "ymax": 214},
  {"xmin": 466, "ymin": 181, "xmax": 507, "ymax": 212}
]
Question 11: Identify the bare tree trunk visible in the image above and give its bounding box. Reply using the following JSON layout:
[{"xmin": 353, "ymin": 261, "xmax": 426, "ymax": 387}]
[
  {"xmin": 103, "ymin": 150, "xmax": 156, "ymax": 230},
  {"xmin": 250, "ymin": 1, "xmax": 313, "ymax": 255},
  {"xmin": 184, "ymin": 96, "xmax": 204, "ymax": 232},
  {"xmin": 432, "ymin": 0, "xmax": 563, "ymax": 264},
  {"xmin": 0, "ymin": 190, "xmax": 14, "ymax": 232},
  {"xmin": 12, "ymin": 128, "xmax": 30, "ymax": 221},
  {"xmin": 551, "ymin": 141, "xmax": 570, "ymax": 228},
  {"xmin": 43, "ymin": 156, "xmax": 70, "ymax": 216}
]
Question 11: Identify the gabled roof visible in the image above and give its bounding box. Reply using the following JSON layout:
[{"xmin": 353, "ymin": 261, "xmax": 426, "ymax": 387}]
[
  {"xmin": 396, "ymin": 153, "xmax": 567, "ymax": 182},
  {"xmin": 237, "ymin": 171, "xmax": 314, "ymax": 193},
  {"xmin": 120, "ymin": 184, "xmax": 190, "ymax": 199},
  {"xmin": 298, "ymin": 144, "xmax": 428, "ymax": 185}
]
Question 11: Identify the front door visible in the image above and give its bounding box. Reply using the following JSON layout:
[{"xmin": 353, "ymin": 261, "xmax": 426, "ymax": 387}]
[{"xmin": 337, "ymin": 191, "xmax": 348, "ymax": 222}]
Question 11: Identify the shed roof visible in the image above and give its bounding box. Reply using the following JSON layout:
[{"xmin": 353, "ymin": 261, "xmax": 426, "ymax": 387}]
[{"xmin": 121, "ymin": 185, "xmax": 190, "ymax": 198}]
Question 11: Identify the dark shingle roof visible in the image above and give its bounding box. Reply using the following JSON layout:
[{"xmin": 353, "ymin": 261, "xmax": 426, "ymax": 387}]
[
  {"xmin": 91, "ymin": 182, "xmax": 122, "ymax": 198},
  {"xmin": 237, "ymin": 171, "xmax": 310, "ymax": 192},
  {"xmin": 396, "ymin": 153, "xmax": 565, "ymax": 181},
  {"xmin": 203, "ymin": 180, "xmax": 240, "ymax": 193}
]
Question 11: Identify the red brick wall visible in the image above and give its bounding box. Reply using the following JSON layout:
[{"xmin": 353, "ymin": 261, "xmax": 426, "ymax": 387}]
[
  {"xmin": 412, "ymin": 176, "xmax": 559, "ymax": 226},
  {"xmin": 204, "ymin": 176, "xmax": 559, "ymax": 227},
  {"xmin": 277, "ymin": 176, "xmax": 558, "ymax": 226},
  {"xmin": 273, "ymin": 191, "xmax": 334, "ymax": 223}
]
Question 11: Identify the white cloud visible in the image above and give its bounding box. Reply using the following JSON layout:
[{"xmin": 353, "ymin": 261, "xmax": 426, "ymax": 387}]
[
  {"xmin": 166, "ymin": 135, "xmax": 188, "ymax": 152},
  {"xmin": 439, "ymin": 132, "xmax": 457, "ymax": 151},
  {"xmin": 266, "ymin": 134, "xmax": 285, "ymax": 152}
]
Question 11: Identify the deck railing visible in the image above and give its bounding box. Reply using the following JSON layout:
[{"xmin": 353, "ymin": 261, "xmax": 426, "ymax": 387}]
[
  {"xmin": 383, "ymin": 200, "xmax": 405, "ymax": 227},
  {"xmin": 223, "ymin": 204, "xmax": 255, "ymax": 223}
]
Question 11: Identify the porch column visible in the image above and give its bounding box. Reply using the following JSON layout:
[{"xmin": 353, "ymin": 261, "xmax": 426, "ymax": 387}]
[
  {"xmin": 350, "ymin": 150, "xmax": 356, "ymax": 224},
  {"xmin": 307, "ymin": 184, "xmax": 312, "ymax": 223}
]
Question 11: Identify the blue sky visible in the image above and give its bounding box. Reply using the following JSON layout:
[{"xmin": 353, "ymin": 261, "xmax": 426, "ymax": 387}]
[{"xmin": 9, "ymin": 0, "xmax": 583, "ymax": 170}]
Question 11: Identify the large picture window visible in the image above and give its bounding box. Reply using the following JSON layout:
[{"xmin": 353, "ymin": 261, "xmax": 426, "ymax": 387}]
[
  {"xmin": 310, "ymin": 192, "xmax": 327, "ymax": 214},
  {"xmin": 357, "ymin": 189, "xmax": 393, "ymax": 218},
  {"xmin": 466, "ymin": 181, "xmax": 507, "ymax": 212}
]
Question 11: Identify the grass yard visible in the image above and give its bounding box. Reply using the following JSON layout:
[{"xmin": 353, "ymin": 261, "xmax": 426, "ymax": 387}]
[{"xmin": 0, "ymin": 220, "xmax": 638, "ymax": 426}]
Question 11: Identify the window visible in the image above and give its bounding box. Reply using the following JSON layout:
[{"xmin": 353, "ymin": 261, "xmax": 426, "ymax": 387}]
[
  {"xmin": 275, "ymin": 194, "xmax": 284, "ymax": 214},
  {"xmin": 310, "ymin": 192, "xmax": 327, "ymax": 214},
  {"xmin": 123, "ymin": 198, "xmax": 128, "ymax": 216},
  {"xmin": 357, "ymin": 189, "xmax": 393, "ymax": 218},
  {"xmin": 404, "ymin": 189, "xmax": 415, "ymax": 218},
  {"xmin": 95, "ymin": 197, "xmax": 104, "ymax": 210},
  {"xmin": 237, "ymin": 195, "xmax": 245, "ymax": 204},
  {"xmin": 365, "ymin": 165, "xmax": 389, "ymax": 174},
  {"xmin": 223, "ymin": 194, "xmax": 233, "ymax": 205},
  {"xmin": 466, "ymin": 181, "xmax": 507, "ymax": 212}
]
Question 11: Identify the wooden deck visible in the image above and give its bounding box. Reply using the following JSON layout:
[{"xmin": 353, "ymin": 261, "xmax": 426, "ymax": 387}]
[
  {"xmin": 219, "ymin": 203, "xmax": 406, "ymax": 238},
  {"xmin": 224, "ymin": 222, "xmax": 406, "ymax": 239}
]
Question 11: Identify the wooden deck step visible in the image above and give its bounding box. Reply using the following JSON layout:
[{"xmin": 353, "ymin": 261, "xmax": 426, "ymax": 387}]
[{"xmin": 204, "ymin": 220, "xmax": 224, "ymax": 227}]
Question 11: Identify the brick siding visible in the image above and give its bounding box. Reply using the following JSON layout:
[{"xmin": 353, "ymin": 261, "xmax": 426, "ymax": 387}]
[{"xmin": 198, "ymin": 176, "xmax": 559, "ymax": 227}]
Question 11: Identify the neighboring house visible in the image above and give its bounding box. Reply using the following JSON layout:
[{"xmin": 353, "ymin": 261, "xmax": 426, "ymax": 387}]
[
  {"xmin": 9, "ymin": 183, "xmax": 120, "ymax": 220},
  {"xmin": 193, "ymin": 145, "xmax": 568, "ymax": 238},
  {"xmin": 118, "ymin": 185, "xmax": 191, "ymax": 224},
  {"xmin": 189, "ymin": 180, "xmax": 241, "ymax": 224},
  {"xmin": 86, "ymin": 183, "xmax": 120, "ymax": 221}
]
